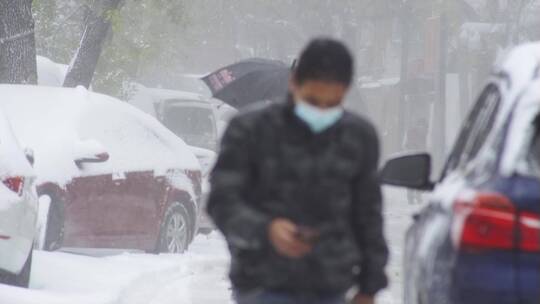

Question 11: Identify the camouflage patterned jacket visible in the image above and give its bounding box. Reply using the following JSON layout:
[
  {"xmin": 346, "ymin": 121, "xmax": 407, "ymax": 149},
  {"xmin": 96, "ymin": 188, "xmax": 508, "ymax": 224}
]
[{"xmin": 207, "ymin": 99, "xmax": 388, "ymax": 296}]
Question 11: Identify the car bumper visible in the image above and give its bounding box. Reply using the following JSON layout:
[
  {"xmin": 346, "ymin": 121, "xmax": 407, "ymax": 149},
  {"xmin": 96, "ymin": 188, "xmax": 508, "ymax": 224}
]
[{"xmin": 452, "ymin": 251, "xmax": 539, "ymax": 304}]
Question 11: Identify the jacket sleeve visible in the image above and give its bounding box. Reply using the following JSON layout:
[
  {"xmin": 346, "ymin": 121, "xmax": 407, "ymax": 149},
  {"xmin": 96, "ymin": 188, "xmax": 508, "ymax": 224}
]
[
  {"xmin": 206, "ymin": 116, "xmax": 271, "ymax": 250},
  {"xmin": 352, "ymin": 127, "xmax": 389, "ymax": 296}
]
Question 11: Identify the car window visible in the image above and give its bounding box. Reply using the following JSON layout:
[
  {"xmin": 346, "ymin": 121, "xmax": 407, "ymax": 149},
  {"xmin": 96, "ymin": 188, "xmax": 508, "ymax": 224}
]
[
  {"xmin": 460, "ymin": 85, "xmax": 501, "ymax": 164},
  {"xmin": 163, "ymin": 105, "xmax": 217, "ymax": 150},
  {"xmin": 441, "ymin": 84, "xmax": 501, "ymax": 179},
  {"xmin": 527, "ymin": 119, "xmax": 540, "ymax": 176}
]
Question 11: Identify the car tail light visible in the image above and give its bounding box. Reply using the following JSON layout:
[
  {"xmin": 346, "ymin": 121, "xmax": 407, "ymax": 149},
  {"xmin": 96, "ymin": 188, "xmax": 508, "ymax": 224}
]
[
  {"xmin": 452, "ymin": 192, "xmax": 540, "ymax": 252},
  {"xmin": 520, "ymin": 212, "xmax": 540, "ymax": 252},
  {"xmin": 3, "ymin": 177, "xmax": 24, "ymax": 196}
]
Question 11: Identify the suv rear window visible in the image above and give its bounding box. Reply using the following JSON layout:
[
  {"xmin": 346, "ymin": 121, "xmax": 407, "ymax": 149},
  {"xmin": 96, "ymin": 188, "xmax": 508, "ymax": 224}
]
[
  {"xmin": 442, "ymin": 84, "xmax": 501, "ymax": 178},
  {"xmin": 163, "ymin": 105, "xmax": 217, "ymax": 150}
]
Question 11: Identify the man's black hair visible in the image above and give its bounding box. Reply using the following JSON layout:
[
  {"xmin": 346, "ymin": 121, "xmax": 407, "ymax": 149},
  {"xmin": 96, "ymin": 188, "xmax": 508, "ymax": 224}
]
[{"xmin": 293, "ymin": 38, "xmax": 354, "ymax": 86}]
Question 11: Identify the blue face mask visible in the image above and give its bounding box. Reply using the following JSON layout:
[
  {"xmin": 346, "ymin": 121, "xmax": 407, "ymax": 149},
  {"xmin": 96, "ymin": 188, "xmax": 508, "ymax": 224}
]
[{"xmin": 294, "ymin": 100, "xmax": 344, "ymax": 133}]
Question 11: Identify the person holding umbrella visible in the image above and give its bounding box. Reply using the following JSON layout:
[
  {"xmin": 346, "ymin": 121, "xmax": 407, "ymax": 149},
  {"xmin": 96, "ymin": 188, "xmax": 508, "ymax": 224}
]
[{"xmin": 207, "ymin": 38, "xmax": 388, "ymax": 304}]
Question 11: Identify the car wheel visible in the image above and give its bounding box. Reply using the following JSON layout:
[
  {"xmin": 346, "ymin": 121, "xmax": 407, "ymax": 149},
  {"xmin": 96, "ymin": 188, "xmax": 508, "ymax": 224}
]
[
  {"xmin": 42, "ymin": 193, "xmax": 65, "ymax": 251},
  {"xmin": 0, "ymin": 247, "xmax": 33, "ymax": 288},
  {"xmin": 157, "ymin": 203, "xmax": 193, "ymax": 254}
]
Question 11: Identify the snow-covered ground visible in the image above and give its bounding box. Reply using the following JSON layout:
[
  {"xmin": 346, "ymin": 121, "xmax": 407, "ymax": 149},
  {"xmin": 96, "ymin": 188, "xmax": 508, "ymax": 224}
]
[
  {"xmin": 0, "ymin": 233, "xmax": 233, "ymax": 304},
  {"xmin": 0, "ymin": 188, "xmax": 417, "ymax": 304}
]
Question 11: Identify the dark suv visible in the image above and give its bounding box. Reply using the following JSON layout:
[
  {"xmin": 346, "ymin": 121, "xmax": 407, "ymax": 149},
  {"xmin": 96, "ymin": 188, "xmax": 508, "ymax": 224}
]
[{"xmin": 381, "ymin": 44, "xmax": 540, "ymax": 304}]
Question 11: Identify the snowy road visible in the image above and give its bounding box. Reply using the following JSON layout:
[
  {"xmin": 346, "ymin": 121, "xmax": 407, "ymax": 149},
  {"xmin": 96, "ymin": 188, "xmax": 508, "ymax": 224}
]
[
  {"xmin": 0, "ymin": 188, "xmax": 416, "ymax": 304},
  {"xmin": 0, "ymin": 233, "xmax": 234, "ymax": 304}
]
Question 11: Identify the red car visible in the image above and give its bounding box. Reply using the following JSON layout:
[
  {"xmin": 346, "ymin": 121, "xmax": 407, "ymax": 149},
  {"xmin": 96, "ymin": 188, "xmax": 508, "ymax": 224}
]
[{"xmin": 1, "ymin": 85, "xmax": 202, "ymax": 254}]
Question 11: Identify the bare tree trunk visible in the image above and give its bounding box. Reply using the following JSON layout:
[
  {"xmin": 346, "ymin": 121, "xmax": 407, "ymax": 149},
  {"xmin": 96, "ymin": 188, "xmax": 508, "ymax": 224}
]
[
  {"xmin": 63, "ymin": 0, "xmax": 122, "ymax": 88},
  {"xmin": 0, "ymin": 0, "xmax": 37, "ymax": 84}
]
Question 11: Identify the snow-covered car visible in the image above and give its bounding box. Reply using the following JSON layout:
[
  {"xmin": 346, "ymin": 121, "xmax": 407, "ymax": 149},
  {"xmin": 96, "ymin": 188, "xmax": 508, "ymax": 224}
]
[
  {"xmin": 380, "ymin": 43, "xmax": 540, "ymax": 304},
  {"xmin": 0, "ymin": 109, "xmax": 38, "ymax": 287},
  {"xmin": 0, "ymin": 85, "xmax": 202, "ymax": 254},
  {"xmin": 130, "ymin": 86, "xmax": 238, "ymax": 232}
]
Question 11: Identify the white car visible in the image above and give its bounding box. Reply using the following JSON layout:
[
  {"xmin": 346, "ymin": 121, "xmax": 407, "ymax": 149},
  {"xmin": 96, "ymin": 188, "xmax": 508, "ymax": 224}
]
[
  {"xmin": 129, "ymin": 87, "xmax": 238, "ymax": 233},
  {"xmin": 380, "ymin": 43, "xmax": 540, "ymax": 304},
  {"xmin": 0, "ymin": 109, "xmax": 37, "ymax": 287},
  {"xmin": 130, "ymin": 86, "xmax": 237, "ymax": 151}
]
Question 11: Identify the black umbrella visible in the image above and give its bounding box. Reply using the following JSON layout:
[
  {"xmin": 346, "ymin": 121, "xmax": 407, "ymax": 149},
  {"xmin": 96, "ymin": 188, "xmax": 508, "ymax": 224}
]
[{"xmin": 202, "ymin": 58, "xmax": 291, "ymax": 108}]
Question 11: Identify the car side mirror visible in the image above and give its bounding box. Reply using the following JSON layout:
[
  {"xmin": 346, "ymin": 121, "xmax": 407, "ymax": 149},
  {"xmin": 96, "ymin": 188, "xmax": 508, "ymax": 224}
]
[
  {"xmin": 380, "ymin": 153, "xmax": 435, "ymax": 191},
  {"xmin": 24, "ymin": 148, "xmax": 35, "ymax": 166},
  {"xmin": 75, "ymin": 152, "xmax": 110, "ymax": 169}
]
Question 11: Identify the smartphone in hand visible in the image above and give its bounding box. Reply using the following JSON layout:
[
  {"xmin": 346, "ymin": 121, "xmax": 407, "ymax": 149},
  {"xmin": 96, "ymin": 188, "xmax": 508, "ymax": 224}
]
[{"xmin": 295, "ymin": 226, "xmax": 320, "ymax": 243}]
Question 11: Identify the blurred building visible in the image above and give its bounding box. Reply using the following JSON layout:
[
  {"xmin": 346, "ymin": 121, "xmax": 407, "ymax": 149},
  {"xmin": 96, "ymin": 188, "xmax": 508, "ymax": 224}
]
[{"xmin": 361, "ymin": 0, "xmax": 540, "ymax": 172}]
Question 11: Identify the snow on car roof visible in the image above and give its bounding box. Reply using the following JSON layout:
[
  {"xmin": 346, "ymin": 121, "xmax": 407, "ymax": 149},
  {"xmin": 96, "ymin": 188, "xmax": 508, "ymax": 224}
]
[
  {"xmin": 134, "ymin": 84, "xmax": 208, "ymax": 101},
  {"xmin": 496, "ymin": 43, "xmax": 540, "ymax": 94},
  {"xmin": 0, "ymin": 85, "xmax": 199, "ymax": 186},
  {"xmin": 438, "ymin": 43, "xmax": 540, "ymax": 182},
  {"xmin": 478, "ymin": 43, "xmax": 540, "ymax": 176},
  {"xmin": 500, "ymin": 78, "xmax": 540, "ymax": 175}
]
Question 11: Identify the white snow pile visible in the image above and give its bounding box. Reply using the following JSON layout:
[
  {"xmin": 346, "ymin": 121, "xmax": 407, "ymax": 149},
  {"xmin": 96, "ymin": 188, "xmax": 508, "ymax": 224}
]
[
  {"xmin": 0, "ymin": 191, "xmax": 410, "ymax": 304},
  {"xmin": 0, "ymin": 85, "xmax": 199, "ymax": 187},
  {"xmin": 0, "ymin": 233, "xmax": 234, "ymax": 304},
  {"xmin": 36, "ymin": 56, "xmax": 68, "ymax": 87}
]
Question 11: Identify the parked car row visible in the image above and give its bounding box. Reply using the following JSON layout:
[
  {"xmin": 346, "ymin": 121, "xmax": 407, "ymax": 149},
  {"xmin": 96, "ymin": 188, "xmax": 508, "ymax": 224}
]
[
  {"xmin": 380, "ymin": 43, "xmax": 540, "ymax": 303},
  {"xmin": 0, "ymin": 85, "xmax": 205, "ymax": 287}
]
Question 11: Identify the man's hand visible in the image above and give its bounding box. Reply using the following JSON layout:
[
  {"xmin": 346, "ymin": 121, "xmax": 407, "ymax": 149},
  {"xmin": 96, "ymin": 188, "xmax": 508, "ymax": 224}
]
[
  {"xmin": 268, "ymin": 218, "xmax": 313, "ymax": 258},
  {"xmin": 354, "ymin": 294, "xmax": 374, "ymax": 304}
]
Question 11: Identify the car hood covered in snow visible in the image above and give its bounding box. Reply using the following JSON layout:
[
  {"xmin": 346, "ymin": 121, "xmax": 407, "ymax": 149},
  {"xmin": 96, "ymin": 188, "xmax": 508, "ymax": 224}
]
[{"xmin": 0, "ymin": 85, "xmax": 200, "ymax": 186}]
